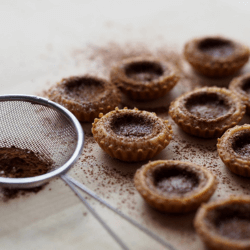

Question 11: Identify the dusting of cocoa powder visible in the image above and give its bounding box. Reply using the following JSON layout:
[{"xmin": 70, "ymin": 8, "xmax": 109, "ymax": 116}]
[
  {"xmin": 1, "ymin": 185, "xmax": 47, "ymax": 202},
  {"xmin": 0, "ymin": 146, "xmax": 54, "ymax": 178},
  {"xmin": 0, "ymin": 146, "xmax": 54, "ymax": 202}
]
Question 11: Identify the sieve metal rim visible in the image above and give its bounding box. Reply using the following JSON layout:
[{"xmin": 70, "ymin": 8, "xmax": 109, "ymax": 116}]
[{"xmin": 0, "ymin": 94, "xmax": 84, "ymax": 188}]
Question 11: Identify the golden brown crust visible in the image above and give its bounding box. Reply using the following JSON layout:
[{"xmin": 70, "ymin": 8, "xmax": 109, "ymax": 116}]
[
  {"xmin": 134, "ymin": 160, "xmax": 216, "ymax": 213},
  {"xmin": 169, "ymin": 87, "xmax": 246, "ymax": 138},
  {"xmin": 217, "ymin": 124, "xmax": 250, "ymax": 177},
  {"xmin": 184, "ymin": 36, "xmax": 250, "ymax": 77},
  {"xmin": 110, "ymin": 56, "xmax": 180, "ymax": 101},
  {"xmin": 92, "ymin": 108, "xmax": 172, "ymax": 162},
  {"xmin": 48, "ymin": 75, "xmax": 121, "ymax": 122},
  {"xmin": 194, "ymin": 197, "xmax": 250, "ymax": 250},
  {"xmin": 229, "ymin": 73, "xmax": 250, "ymax": 114}
]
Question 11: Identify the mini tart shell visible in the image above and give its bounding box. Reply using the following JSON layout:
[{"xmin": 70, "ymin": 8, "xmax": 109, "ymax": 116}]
[
  {"xmin": 194, "ymin": 197, "xmax": 250, "ymax": 250},
  {"xmin": 92, "ymin": 108, "xmax": 173, "ymax": 162},
  {"xmin": 110, "ymin": 57, "xmax": 180, "ymax": 101},
  {"xmin": 169, "ymin": 87, "xmax": 246, "ymax": 138},
  {"xmin": 217, "ymin": 124, "xmax": 250, "ymax": 177},
  {"xmin": 229, "ymin": 73, "xmax": 250, "ymax": 114},
  {"xmin": 48, "ymin": 75, "xmax": 121, "ymax": 122},
  {"xmin": 134, "ymin": 160, "xmax": 216, "ymax": 213},
  {"xmin": 184, "ymin": 36, "xmax": 250, "ymax": 77}
]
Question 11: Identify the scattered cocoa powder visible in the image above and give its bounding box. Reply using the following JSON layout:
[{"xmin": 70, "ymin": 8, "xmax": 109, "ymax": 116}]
[{"xmin": 1, "ymin": 185, "xmax": 47, "ymax": 202}]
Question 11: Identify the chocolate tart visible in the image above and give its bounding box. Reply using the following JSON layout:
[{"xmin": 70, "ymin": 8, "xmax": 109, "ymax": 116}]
[
  {"xmin": 92, "ymin": 108, "xmax": 172, "ymax": 162},
  {"xmin": 134, "ymin": 160, "xmax": 216, "ymax": 213},
  {"xmin": 110, "ymin": 57, "xmax": 180, "ymax": 101},
  {"xmin": 217, "ymin": 124, "xmax": 250, "ymax": 177},
  {"xmin": 184, "ymin": 36, "xmax": 249, "ymax": 77},
  {"xmin": 194, "ymin": 197, "xmax": 250, "ymax": 250},
  {"xmin": 169, "ymin": 87, "xmax": 245, "ymax": 138},
  {"xmin": 48, "ymin": 75, "xmax": 121, "ymax": 122},
  {"xmin": 229, "ymin": 73, "xmax": 250, "ymax": 114}
]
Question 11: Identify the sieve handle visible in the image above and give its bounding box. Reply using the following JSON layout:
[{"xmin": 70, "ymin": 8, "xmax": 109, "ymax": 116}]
[
  {"xmin": 63, "ymin": 175, "xmax": 177, "ymax": 250},
  {"xmin": 61, "ymin": 174, "xmax": 130, "ymax": 250}
]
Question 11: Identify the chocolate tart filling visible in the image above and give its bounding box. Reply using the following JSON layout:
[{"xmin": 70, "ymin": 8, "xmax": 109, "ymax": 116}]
[
  {"xmin": 208, "ymin": 204, "xmax": 250, "ymax": 240},
  {"xmin": 134, "ymin": 160, "xmax": 216, "ymax": 213},
  {"xmin": 185, "ymin": 92, "xmax": 231, "ymax": 120},
  {"xmin": 232, "ymin": 132, "xmax": 250, "ymax": 157},
  {"xmin": 217, "ymin": 125, "xmax": 250, "ymax": 177},
  {"xmin": 61, "ymin": 77, "xmax": 105, "ymax": 102},
  {"xmin": 169, "ymin": 87, "xmax": 245, "ymax": 138},
  {"xmin": 229, "ymin": 73, "xmax": 250, "ymax": 114},
  {"xmin": 110, "ymin": 113, "xmax": 153, "ymax": 138},
  {"xmin": 151, "ymin": 165, "xmax": 199, "ymax": 195},
  {"xmin": 198, "ymin": 38, "xmax": 234, "ymax": 58},
  {"xmin": 48, "ymin": 75, "xmax": 121, "ymax": 122},
  {"xmin": 184, "ymin": 36, "xmax": 249, "ymax": 77},
  {"xmin": 241, "ymin": 78, "xmax": 250, "ymax": 94},
  {"xmin": 195, "ymin": 197, "xmax": 250, "ymax": 250},
  {"xmin": 125, "ymin": 61, "xmax": 164, "ymax": 82},
  {"xmin": 110, "ymin": 57, "xmax": 179, "ymax": 101},
  {"xmin": 92, "ymin": 108, "xmax": 172, "ymax": 162}
]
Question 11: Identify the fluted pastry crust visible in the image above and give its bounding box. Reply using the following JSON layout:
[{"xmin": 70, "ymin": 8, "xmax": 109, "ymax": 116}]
[
  {"xmin": 217, "ymin": 124, "xmax": 250, "ymax": 177},
  {"xmin": 169, "ymin": 87, "xmax": 245, "ymax": 138},
  {"xmin": 184, "ymin": 36, "xmax": 249, "ymax": 77},
  {"xmin": 134, "ymin": 160, "xmax": 216, "ymax": 213},
  {"xmin": 194, "ymin": 197, "xmax": 250, "ymax": 250},
  {"xmin": 92, "ymin": 108, "xmax": 172, "ymax": 162},
  {"xmin": 48, "ymin": 75, "xmax": 121, "ymax": 122},
  {"xmin": 110, "ymin": 57, "xmax": 180, "ymax": 101},
  {"xmin": 229, "ymin": 73, "xmax": 250, "ymax": 114}
]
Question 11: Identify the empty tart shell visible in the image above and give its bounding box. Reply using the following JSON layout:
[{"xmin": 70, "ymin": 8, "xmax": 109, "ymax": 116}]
[
  {"xmin": 217, "ymin": 124, "xmax": 250, "ymax": 177},
  {"xmin": 48, "ymin": 75, "xmax": 121, "ymax": 122},
  {"xmin": 194, "ymin": 196, "xmax": 250, "ymax": 250},
  {"xmin": 169, "ymin": 87, "xmax": 245, "ymax": 138},
  {"xmin": 134, "ymin": 160, "xmax": 216, "ymax": 213},
  {"xmin": 184, "ymin": 36, "xmax": 249, "ymax": 77},
  {"xmin": 110, "ymin": 57, "xmax": 180, "ymax": 101},
  {"xmin": 92, "ymin": 108, "xmax": 172, "ymax": 162},
  {"xmin": 229, "ymin": 73, "xmax": 250, "ymax": 114}
]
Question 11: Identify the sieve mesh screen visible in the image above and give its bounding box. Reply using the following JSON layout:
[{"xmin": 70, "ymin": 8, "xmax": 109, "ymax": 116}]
[{"xmin": 0, "ymin": 99, "xmax": 78, "ymax": 171}]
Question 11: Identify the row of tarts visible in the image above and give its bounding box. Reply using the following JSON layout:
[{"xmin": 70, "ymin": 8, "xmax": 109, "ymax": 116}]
[{"xmin": 47, "ymin": 36, "xmax": 250, "ymax": 250}]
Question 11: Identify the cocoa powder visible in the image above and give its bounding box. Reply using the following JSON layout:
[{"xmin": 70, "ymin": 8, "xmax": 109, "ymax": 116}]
[
  {"xmin": 0, "ymin": 146, "xmax": 54, "ymax": 202},
  {"xmin": 0, "ymin": 146, "xmax": 54, "ymax": 178}
]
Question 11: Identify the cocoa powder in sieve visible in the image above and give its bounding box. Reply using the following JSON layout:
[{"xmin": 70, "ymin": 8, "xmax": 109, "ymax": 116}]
[
  {"xmin": 0, "ymin": 146, "xmax": 54, "ymax": 178},
  {"xmin": 0, "ymin": 146, "xmax": 54, "ymax": 202}
]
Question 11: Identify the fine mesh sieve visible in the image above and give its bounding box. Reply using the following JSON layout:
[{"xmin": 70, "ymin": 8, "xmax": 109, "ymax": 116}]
[
  {"xmin": 0, "ymin": 95, "xmax": 83, "ymax": 188},
  {"xmin": 0, "ymin": 95, "xmax": 176, "ymax": 250}
]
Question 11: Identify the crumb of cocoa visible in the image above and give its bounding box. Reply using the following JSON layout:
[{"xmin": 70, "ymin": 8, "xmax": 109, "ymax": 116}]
[
  {"xmin": 71, "ymin": 42, "xmax": 183, "ymax": 80},
  {"xmin": 1, "ymin": 184, "xmax": 47, "ymax": 202},
  {"xmin": 0, "ymin": 146, "xmax": 54, "ymax": 178}
]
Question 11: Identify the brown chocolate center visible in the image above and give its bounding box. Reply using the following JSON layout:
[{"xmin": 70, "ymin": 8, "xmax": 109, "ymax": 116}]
[
  {"xmin": 125, "ymin": 61, "xmax": 164, "ymax": 82},
  {"xmin": 152, "ymin": 166, "xmax": 199, "ymax": 194},
  {"xmin": 198, "ymin": 38, "xmax": 234, "ymax": 58},
  {"xmin": 232, "ymin": 132, "xmax": 250, "ymax": 157},
  {"xmin": 63, "ymin": 77, "xmax": 105, "ymax": 102},
  {"xmin": 111, "ymin": 114, "xmax": 153, "ymax": 137},
  {"xmin": 242, "ymin": 78, "xmax": 250, "ymax": 95},
  {"xmin": 208, "ymin": 204, "xmax": 250, "ymax": 240},
  {"xmin": 185, "ymin": 93, "xmax": 230, "ymax": 119}
]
